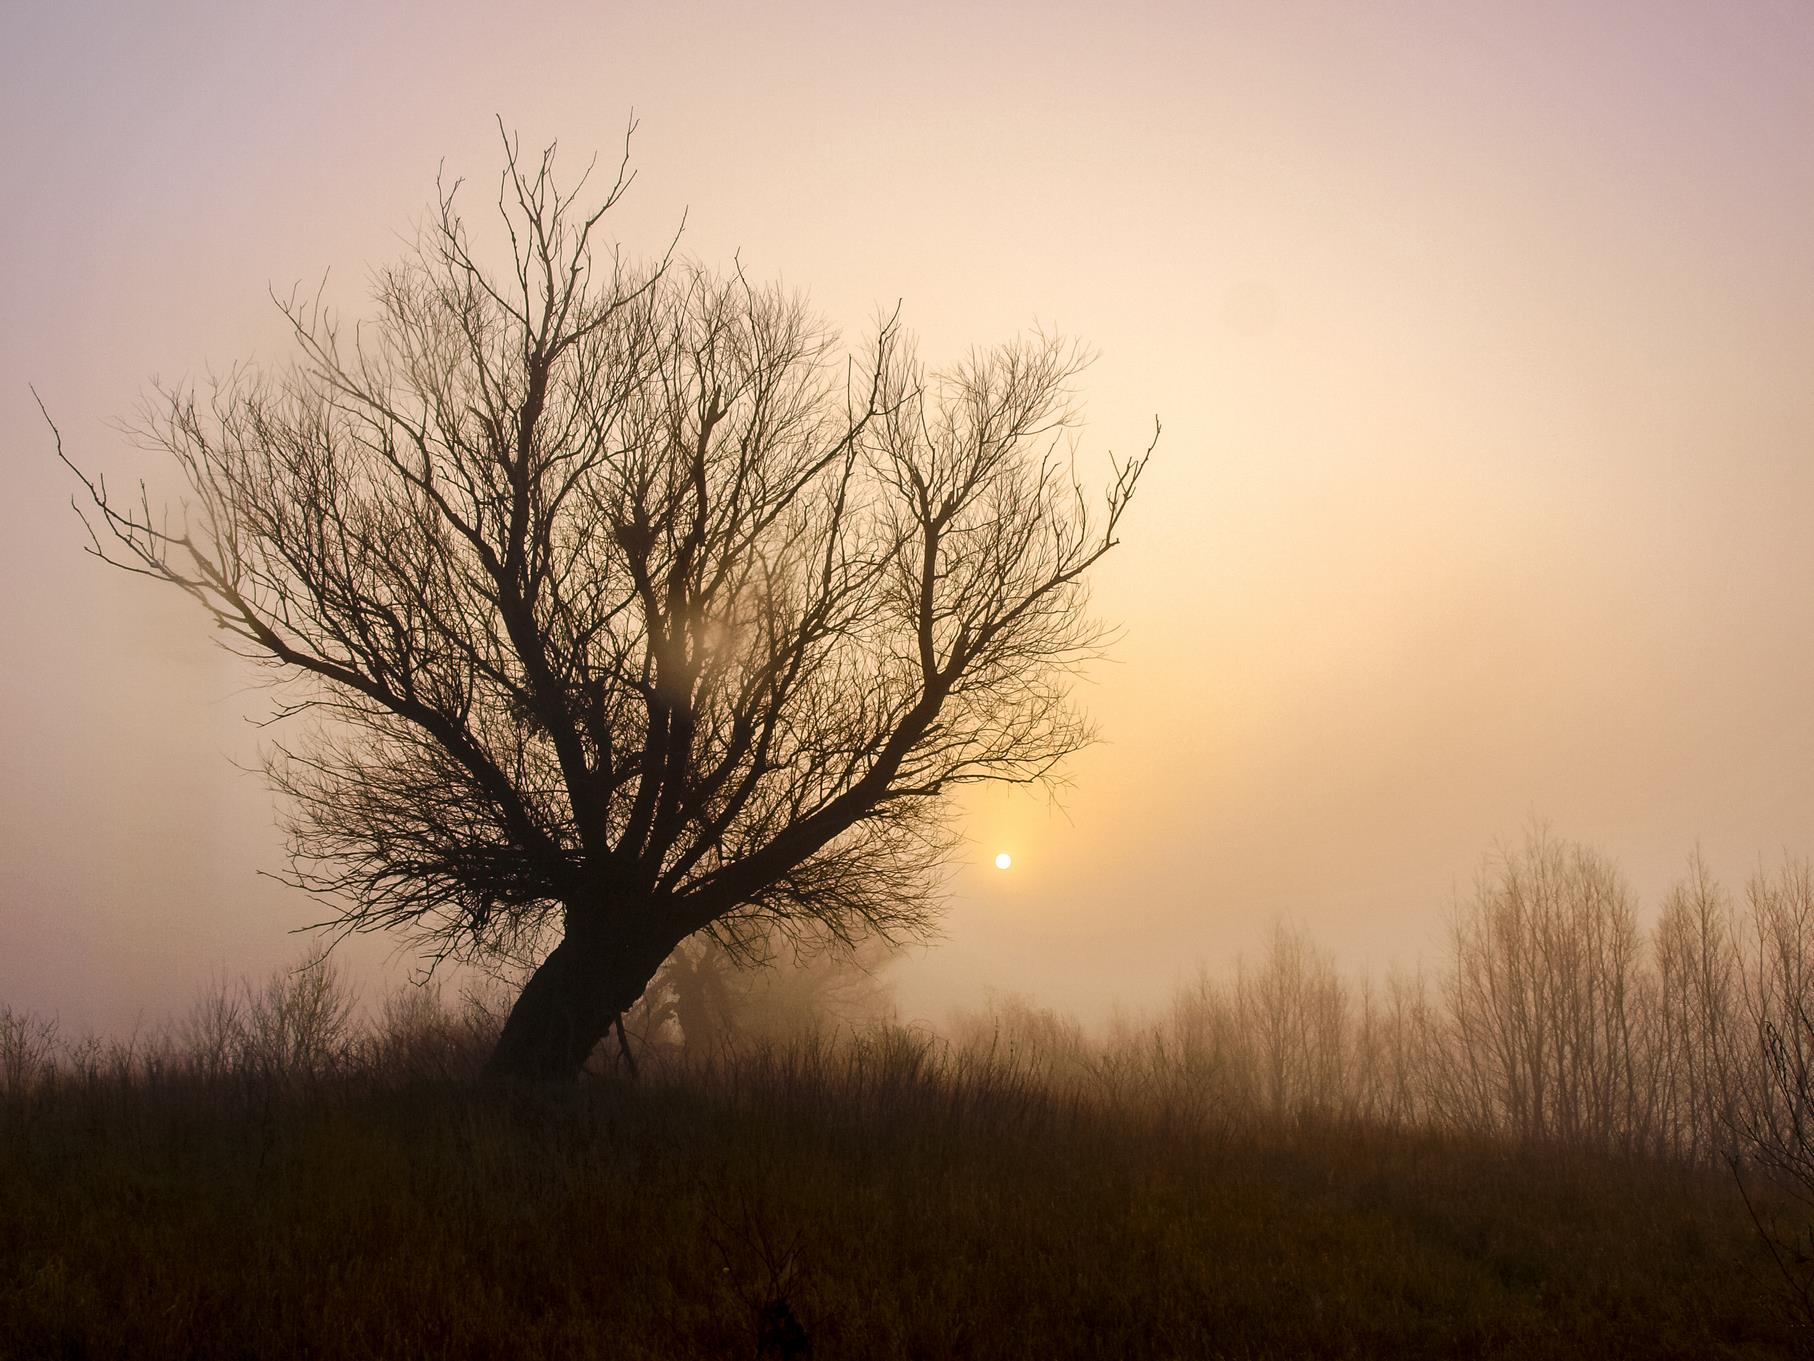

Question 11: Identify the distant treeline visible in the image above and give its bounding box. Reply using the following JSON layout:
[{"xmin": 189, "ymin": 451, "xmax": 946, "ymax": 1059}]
[
  {"xmin": 4, "ymin": 828, "xmax": 1813, "ymax": 1171},
  {"xmin": 961, "ymin": 829, "xmax": 1814, "ymax": 1168}
]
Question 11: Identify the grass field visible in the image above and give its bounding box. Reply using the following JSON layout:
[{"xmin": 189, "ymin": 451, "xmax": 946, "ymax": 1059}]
[{"xmin": 0, "ymin": 1031, "xmax": 1801, "ymax": 1360}]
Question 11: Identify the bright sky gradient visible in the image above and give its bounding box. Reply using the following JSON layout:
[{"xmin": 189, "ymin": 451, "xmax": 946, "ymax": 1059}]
[{"xmin": 5, "ymin": 1, "xmax": 1814, "ymax": 1034}]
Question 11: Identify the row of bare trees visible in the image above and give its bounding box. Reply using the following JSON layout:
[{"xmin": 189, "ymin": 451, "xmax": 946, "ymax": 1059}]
[
  {"xmin": 10, "ymin": 826, "xmax": 1814, "ymax": 1171},
  {"xmin": 1074, "ymin": 830, "xmax": 1810, "ymax": 1162}
]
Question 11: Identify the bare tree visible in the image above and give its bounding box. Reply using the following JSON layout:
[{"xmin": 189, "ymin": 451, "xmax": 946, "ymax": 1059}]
[
  {"xmin": 1653, "ymin": 851, "xmax": 1741, "ymax": 1160},
  {"xmin": 1236, "ymin": 922, "xmax": 1348, "ymax": 1121},
  {"xmin": 1728, "ymin": 859, "xmax": 1814, "ymax": 1335},
  {"xmin": 1442, "ymin": 829, "xmax": 1649, "ymax": 1147},
  {"xmin": 50, "ymin": 126, "xmax": 1154, "ymax": 1081}
]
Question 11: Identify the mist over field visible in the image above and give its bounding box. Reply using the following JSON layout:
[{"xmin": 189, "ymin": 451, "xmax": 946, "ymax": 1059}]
[{"xmin": 5, "ymin": 2, "xmax": 1814, "ymax": 1355}]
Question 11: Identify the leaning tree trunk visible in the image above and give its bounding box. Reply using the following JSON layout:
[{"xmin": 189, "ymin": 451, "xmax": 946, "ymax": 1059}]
[{"xmin": 483, "ymin": 921, "xmax": 678, "ymax": 1082}]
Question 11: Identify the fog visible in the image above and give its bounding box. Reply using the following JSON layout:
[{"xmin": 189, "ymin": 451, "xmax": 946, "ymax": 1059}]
[{"xmin": 4, "ymin": 0, "xmax": 1814, "ymax": 1037}]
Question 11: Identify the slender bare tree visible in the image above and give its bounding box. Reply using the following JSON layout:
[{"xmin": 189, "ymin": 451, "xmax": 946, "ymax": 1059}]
[{"xmin": 50, "ymin": 127, "xmax": 1154, "ymax": 1080}]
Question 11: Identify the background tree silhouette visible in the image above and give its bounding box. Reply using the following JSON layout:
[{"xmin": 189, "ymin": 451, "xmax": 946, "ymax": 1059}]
[{"xmin": 52, "ymin": 127, "xmax": 1153, "ymax": 1081}]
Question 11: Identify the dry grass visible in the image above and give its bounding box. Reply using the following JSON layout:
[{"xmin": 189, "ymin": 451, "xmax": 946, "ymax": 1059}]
[{"xmin": 0, "ymin": 1020, "xmax": 1799, "ymax": 1360}]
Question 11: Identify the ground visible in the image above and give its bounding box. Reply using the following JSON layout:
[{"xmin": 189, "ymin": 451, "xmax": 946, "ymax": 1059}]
[{"xmin": 0, "ymin": 1043, "xmax": 1798, "ymax": 1359}]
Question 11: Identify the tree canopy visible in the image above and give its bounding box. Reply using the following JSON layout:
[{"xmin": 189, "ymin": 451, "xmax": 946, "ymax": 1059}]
[{"xmin": 56, "ymin": 128, "xmax": 1154, "ymax": 1079}]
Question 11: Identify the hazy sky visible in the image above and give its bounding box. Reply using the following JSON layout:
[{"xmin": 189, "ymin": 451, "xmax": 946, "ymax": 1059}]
[{"xmin": 5, "ymin": 1, "xmax": 1813, "ymax": 1034}]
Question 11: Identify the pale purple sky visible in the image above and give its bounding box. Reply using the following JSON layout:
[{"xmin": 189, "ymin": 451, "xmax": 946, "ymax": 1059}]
[{"xmin": 5, "ymin": 1, "xmax": 1813, "ymax": 1033}]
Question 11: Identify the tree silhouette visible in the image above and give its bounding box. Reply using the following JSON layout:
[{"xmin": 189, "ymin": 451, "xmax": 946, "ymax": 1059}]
[{"xmin": 53, "ymin": 127, "xmax": 1153, "ymax": 1080}]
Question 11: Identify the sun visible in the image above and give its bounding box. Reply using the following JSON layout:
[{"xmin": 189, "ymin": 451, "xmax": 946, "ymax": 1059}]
[{"xmin": 994, "ymin": 852, "xmax": 1013, "ymax": 871}]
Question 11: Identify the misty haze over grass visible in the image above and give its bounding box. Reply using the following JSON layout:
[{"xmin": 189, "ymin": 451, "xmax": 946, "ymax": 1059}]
[{"xmin": 7, "ymin": 828, "xmax": 1814, "ymax": 1356}]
